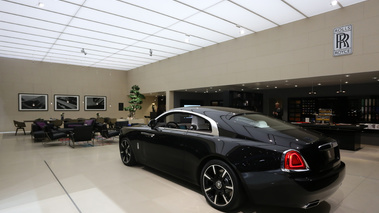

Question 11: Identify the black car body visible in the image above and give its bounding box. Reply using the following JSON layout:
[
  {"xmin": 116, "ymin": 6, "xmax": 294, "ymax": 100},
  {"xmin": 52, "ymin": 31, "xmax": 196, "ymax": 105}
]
[{"xmin": 119, "ymin": 106, "xmax": 345, "ymax": 211}]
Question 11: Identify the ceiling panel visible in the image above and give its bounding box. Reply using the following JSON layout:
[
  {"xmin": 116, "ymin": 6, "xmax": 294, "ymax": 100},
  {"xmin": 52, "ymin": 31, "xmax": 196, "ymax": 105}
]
[
  {"xmin": 0, "ymin": 12, "xmax": 67, "ymax": 32},
  {"xmin": 285, "ymin": 0, "xmax": 341, "ymax": 17},
  {"xmin": 74, "ymin": 7, "xmax": 163, "ymax": 36},
  {"xmin": 339, "ymin": 0, "xmax": 366, "ymax": 6},
  {"xmin": 174, "ymin": 0, "xmax": 224, "ymax": 10},
  {"xmin": 0, "ymin": 0, "xmax": 75, "ymax": 23},
  {"xmin": 84, "ymin": 0, "xmax": 182, "ymax": 28},
  {"xmin": 154, "ymin": 29, "xmax": 216, "ymax": 47},
  {"xmin": 204, "ymin": 1, "xmax": 276, "ymax": 32},
  {"xmin": 0, "ymin": 0, "xmax": 367, "ymax": 71},
  {"xmin": 232, "ymin": 0, "xmax": 305, "ymax": 25},
  {"xmin": 121, "ymin": 0, "xmax": 201, "ymax": 20}
]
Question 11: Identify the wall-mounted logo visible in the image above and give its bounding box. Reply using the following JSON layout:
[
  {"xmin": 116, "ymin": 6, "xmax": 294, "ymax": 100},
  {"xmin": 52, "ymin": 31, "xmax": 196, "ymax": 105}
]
[{"xmin": 333, "ymin": 24, "xmax": 353, "ymax": 56}]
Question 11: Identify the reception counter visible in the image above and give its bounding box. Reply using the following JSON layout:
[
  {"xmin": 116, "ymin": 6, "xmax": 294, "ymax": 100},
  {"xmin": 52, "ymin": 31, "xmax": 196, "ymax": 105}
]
[{"xmin": 293, "ymin": 123, "xmax": 367, "ymax": 151}]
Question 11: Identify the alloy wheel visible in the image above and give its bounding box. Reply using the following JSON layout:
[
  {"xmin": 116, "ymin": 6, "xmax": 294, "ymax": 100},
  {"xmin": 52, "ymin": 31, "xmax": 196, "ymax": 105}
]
[
  {"xmin": 202, "ymin": 164, "xmax": 234, "ymax": 207},
  {"xmin": 120, "ymin": 138, "xmax": 136, "ymax": 166}
]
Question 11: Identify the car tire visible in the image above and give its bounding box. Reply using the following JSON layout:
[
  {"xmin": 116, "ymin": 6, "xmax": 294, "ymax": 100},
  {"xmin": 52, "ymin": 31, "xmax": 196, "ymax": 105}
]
[
  {"xmin": 200, "ymin": 159, "xmax": 244, "ymax": 211},
  {"xmin": 120, "ymin": 138, "xmax": 137, "ymax": 166}
]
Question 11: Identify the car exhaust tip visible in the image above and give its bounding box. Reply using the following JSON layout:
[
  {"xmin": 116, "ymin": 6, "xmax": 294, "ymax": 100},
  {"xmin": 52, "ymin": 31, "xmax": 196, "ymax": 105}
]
[{"xmin": 303, "ymin": 200, "xmax": 320, "ymax": 209}]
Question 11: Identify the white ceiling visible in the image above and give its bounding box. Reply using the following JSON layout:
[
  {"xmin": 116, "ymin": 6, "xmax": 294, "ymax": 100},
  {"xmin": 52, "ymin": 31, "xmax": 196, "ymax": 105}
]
[{"xmin": 0, "ymin": 0, "xmax": 367, "ymax": 71}]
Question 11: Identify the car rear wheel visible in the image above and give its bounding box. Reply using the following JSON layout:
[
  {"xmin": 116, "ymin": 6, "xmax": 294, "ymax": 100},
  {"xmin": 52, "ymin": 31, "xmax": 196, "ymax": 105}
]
[
  {"xmin": 200, "ymin": 160, "xmax": 243, "ymax": 211},
  {"xmin": 120, "ymin": 138, "xmax": 136, "ymax": 166}
]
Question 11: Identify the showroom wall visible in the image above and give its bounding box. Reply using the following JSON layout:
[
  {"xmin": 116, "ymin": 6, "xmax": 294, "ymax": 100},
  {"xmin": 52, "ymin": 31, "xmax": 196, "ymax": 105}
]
[
  {"xmin": 0, "ymin": 58, "xmax": 155, "ymax": 132},
  {"xmin": 126, "ymin": 0, "xmax": 379, "ymax": 94}
]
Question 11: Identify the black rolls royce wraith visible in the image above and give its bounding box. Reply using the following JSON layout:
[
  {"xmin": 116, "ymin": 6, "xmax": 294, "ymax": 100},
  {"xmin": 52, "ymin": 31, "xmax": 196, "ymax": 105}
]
[{"xmin": 119, "ymin": 106, "xmax": 345, "ymax": 211}]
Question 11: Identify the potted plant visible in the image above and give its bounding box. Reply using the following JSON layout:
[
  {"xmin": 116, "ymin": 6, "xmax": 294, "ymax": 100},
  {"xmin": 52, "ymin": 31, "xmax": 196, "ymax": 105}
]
[{"xmin": 125, "ymin": 85, "xmax": 145, "ymax": 119}]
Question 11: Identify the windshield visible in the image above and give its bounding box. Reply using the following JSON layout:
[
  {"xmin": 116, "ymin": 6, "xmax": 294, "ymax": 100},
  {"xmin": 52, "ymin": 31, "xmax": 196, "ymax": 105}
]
[{"xmin": 230, "ymin": 114, "xmax": 297, "ymax": 131}]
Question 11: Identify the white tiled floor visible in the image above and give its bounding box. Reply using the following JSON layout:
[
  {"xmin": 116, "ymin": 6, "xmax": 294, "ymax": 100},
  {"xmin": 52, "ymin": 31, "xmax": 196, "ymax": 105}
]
[{"xmin": 0, "ymin": 133, "xmax": 378, "ymax": 213}]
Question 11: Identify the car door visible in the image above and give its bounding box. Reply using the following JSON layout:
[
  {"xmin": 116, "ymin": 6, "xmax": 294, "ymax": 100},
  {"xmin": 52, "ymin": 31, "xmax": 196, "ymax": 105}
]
[
  {"xmin": 181, "ymin": 115, "xmax": 218, "ymax": 182},
  {"xmin": 143, "ymin": 112, "xmax": 191, "ymax": 177}
]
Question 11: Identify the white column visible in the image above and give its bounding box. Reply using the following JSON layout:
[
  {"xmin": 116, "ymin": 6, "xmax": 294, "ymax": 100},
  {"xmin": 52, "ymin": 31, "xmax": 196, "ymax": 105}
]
[{"xmin": 165, "ymin": 90, "xmax": 174, "ymax": 111}]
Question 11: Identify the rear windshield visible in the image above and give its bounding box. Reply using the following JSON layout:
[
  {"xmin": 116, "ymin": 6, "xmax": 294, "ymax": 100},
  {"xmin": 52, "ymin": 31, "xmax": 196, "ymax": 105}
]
[{"xmin": 230, "ymin": 114, "xmax": 297, "ymax": 132}]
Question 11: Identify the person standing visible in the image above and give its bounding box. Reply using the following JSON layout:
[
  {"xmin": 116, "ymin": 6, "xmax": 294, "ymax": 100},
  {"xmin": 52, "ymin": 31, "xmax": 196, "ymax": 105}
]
[{"xmin": 272, "ymin": 102, "xmax": 283, "ymax": 120}]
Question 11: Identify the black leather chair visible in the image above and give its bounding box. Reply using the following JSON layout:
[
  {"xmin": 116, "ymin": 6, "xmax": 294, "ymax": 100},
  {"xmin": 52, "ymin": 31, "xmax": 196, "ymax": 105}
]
[
  {"xmin": 13, "ymin": 120, "xmax": 26, "ymax": 135},
  {"xmin": 69, "ymin": 125, "xmax": 94, "ymax": 148},
  {"xmin": 31, "ymin": 120, "xmax": 48, "ymax": 142},
  {"xmin": 97, "ymin": 123, "xmax": 119, "ymax": 141},
  {"xmin": 43, "ymin": 125, "xmax": 68, "ymax": 145},
  {"xmin": 115, "ymin": 121, "xmax": 129, "ymax": 130}
]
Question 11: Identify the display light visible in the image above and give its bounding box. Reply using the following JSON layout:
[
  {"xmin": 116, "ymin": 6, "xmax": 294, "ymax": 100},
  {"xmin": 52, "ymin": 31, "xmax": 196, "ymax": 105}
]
[
  {"xmin": 309, "ymin": 84, "xmax": 316, "ymax": 95},
  {"xmin": 336, "ymin": 80, "xmax": 346, "ymax": 94}
]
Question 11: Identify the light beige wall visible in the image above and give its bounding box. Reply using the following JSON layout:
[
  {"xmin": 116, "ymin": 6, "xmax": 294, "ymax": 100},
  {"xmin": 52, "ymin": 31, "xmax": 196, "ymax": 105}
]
[
  {"xmin": 126, "ymin": 0, "xmax": 379, "ymax": 94},
  {"xmin": 0, "ymin": 58, "xmax": 153, "ymax": 132}
]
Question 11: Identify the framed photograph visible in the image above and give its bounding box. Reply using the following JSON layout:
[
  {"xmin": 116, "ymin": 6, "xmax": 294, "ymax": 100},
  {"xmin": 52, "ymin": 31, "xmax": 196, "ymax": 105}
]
[
  {"xmin": 54, "ymin": 95, "xmax": 79, "ymax": 111},
  {"xmin": 85, "ymin": 95, "xmax": 106, "ymax": 111},
  {"xmin": 18, "ymin": 93, "xmax": 48, "ymax": 111}
]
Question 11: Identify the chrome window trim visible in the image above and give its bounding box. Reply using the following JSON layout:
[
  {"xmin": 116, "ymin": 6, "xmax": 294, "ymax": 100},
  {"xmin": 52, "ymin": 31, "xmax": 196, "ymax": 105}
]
[{"xmin": 155, "ymin": 109, "xmax": 219, "ymax": 136}]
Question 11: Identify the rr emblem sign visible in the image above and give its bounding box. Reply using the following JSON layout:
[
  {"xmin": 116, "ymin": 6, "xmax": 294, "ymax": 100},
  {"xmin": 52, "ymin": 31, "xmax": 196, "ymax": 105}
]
[{"xmin": 333, "ymin": 25, "xmax": 353, "ymax": 56}]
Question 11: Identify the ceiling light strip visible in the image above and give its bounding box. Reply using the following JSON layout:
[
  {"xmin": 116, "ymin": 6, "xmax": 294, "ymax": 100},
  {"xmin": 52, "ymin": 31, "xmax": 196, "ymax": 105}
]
[
  {"xmin": 59, "ymin": 0, "xmax": 208, "ymax": 47},
  {"xmin": 0, "ymin": 50, "xmax": 138, "ymax": 71},
  {"xmin": 0, "ymin": 34, "xmax": 161, "ymax": 62},
  {"xmin": 0, "ymin": 45, "xmax": 150, "ymax": 66},
  {"xmin": 116, "ymin": 0, "xmax": 230, "ymax": 42},
  {"xmin": 0, "ymin": 16, "xmax": 182, "ymax": 56},
  {"xmin": 174, "ymin": 0, "xmax": 255, "ymax": 34},
  {"xmin": 0, "ymin": 23, "xmax": 174, "ymax": 58},
  {"xmin": 0, "ymin": 30, "xmax": 163, "ymax": 60},
  {"xmin": 0, "ymin": 1, "xmax": 198, "ymax": 51},
  {"xmin": 41, "ymin": 0, "xmax": 87, "ymax": 61},
  {"xmin": 227, "ymin": 0, "xmax": 280, "ymax": 27},
  {"xmin": 281, "ymin": 0, "xmax": 308, "ymax": 18}
]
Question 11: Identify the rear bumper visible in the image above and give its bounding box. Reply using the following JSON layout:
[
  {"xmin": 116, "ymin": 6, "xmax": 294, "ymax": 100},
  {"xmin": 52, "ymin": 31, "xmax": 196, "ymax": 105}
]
[{"xmin": 241, "ymin": 161, "xmax": 346, "ymax": 208}]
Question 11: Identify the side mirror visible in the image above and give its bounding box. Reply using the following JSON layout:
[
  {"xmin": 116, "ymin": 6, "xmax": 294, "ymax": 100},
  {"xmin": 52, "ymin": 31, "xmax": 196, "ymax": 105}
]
[{"xmin": 148, "ymin": 119, "xmax": 157, "ymax": 128}]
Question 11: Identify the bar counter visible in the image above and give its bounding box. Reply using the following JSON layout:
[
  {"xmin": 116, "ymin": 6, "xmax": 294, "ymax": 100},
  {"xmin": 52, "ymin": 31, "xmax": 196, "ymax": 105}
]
[{"xmin": 293, "ymin": 123, "xmax": 368, "ymax": 151}]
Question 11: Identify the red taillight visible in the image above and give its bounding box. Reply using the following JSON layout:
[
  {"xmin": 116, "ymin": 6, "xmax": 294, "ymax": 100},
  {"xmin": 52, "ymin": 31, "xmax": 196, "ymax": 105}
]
[{"xmin": 284, "ymin": 150, "xmax": 307, "ymax": 171}]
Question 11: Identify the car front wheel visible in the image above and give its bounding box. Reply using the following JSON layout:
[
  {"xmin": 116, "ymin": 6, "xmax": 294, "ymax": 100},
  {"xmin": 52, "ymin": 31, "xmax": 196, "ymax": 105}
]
[
  {"xmin": 200, "ymin": 160, "xmax": 244, "ymax": 211},
  {"xmin": 120, "ymin": 138, "xmax": 136, "ymax": 166}
]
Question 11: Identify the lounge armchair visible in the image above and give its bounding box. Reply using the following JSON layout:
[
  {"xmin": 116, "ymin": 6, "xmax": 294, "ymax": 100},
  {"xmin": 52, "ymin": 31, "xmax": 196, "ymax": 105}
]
[
  {"xmin": 31, "ymin": 120, "xmax": 48, "ymax": 141},
  {"xmin": 69, "ymin": 125, "xmax": 94, "ymax": 148},
  {"xmin": 43, "ymin": 125, "xmax": 68, "ymax": 145},
  {"xmin": 96, "ymin": 123, "xmax": 119, "ymax": 142}
]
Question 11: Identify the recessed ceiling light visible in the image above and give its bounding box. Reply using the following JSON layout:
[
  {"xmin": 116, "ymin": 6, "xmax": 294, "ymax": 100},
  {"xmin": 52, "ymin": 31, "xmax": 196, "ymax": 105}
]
[
  {"xmin": 318, "ymin": 83, "xmax": 322, "ymax": 86},
  {"xmin": 373, "ymin": 77, "xmax": 378, "ymax": 80},
  {"xmin": 295, "ymin": 85, "xmax": 298, "ymax": 87},
  {"xmin": 345, "ymin": 81, "xmax": 349, "ymax": 84},
  {"xmin": 184, "ymin": 35, "xmax": 190, "ymax": 43},
  {"xmin": 274, "ymin": 86, "xmax": 278, "ymax": 89},
  {"xmin": 345, "ymin": 75, "xmax": 350, "ymax": 77},
  {"xmin": 330, "ymin": 0, "xmax": 338, "ymax": 6}
]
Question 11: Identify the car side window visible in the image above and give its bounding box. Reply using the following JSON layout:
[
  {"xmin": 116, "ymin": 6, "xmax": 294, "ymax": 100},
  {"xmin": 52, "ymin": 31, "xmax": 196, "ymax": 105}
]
[
  {"xmin": 156, "ymin": 112, "xmax": 191, "ymax": 129},
  {"xmin": 190, "ymin": 115, "xmax": 211, "ymax": 133}
]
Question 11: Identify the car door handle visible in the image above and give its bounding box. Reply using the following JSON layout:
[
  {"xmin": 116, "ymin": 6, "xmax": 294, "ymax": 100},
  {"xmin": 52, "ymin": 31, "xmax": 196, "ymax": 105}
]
[{"xmin": 141, "ymin": 132, "xmax": 155, "ymax": 138}]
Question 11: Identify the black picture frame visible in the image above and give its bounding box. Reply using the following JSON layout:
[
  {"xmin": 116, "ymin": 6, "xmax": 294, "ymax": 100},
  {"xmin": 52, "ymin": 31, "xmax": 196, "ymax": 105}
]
[
  {"xmin": 118, "ymin": 103, "xmax": 124, "ymax": 111},
  {"xmin": 54, "ymin": 95, "xmax": 79, "ymax": 111},
  {"xmin": 18, "ymin": 93, "xmax": 48, "ymax": 111},
  {"xmin": 85, "ymin": 95, "xmax": 106, "ymax": 111}
]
